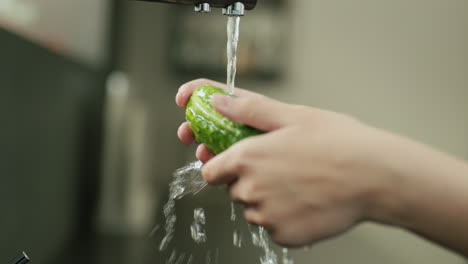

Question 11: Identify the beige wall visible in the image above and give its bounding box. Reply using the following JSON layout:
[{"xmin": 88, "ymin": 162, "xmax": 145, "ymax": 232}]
[
  {"xmin": 0, "ymin": 0, "xmax": 111, "ymax": 66},
  {"xmin": 259, "ymin": 0, "xmax": 467, "ymax": 263}
]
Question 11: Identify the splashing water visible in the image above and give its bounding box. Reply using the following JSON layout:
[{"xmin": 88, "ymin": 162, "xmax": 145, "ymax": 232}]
[
  {"xmin": 169, "ymin": 161, "xmax": 207, "ymax": 200},
  {"xmin": 226, "ymin": 16, "xmax": 240, "ymax": 95},
  {"xmin": 186, "ymin": 255, "xmax": 194, "ymax": 264},
  {"xmin": 233, "ymin": 229, "xmax": 243, "ymax": 248},
  {"xmin": 250, "ymin": 225, "xmax": 278, "ymax": 264},
  {"xmin": 190, "ymin": 208, "xmax": 207, "ymax": 243},
  {"xmin": 158, "ymin": 161, "xmax": 206, "ymax": 251},
  {"xmin": 155, "ymin": 160, "xmax": 293, "ymax": 264},
  {"xmin": 231, "ymin": 202, "xmax": 243, "ymax": 248},
  {"xmin": 230, "ymin": 202, "xmax": 237, "ymax": 221},
  {"xmin": 175, "ymin": 253, "xmax": 186, "ymax": 264},
  {"xmin": 167, "ymin": 249, "xmax": 177, "ymax": 264}
]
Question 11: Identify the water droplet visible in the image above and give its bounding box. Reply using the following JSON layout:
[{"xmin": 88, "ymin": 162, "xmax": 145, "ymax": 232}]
[
  {"xmin": 159, "ymin": 233, "xmax": 174, "ymax": 252},
  {"xmin": 194, "ymin": 208, "xmax": 206, "ymax": 225},
  {"xmin": 233, "ymin": 229, "xmax": 243, "ymax": 248},
  {"xmin": 230, "ymin": 202, "xmax": 236, "ymax": 222},
  {"xmin": 167, "ymin": 249, "xmax": 177, "ymax": 264},
  {"xmin": 282, "ymin": 248, "xmax": 294, "ymax": 264},
  {"xmin": 190, "ymin": 223, "xmax": 207, "ymax": 243},
  {"xmin": 191, "ymin": 208, "xmax": 207, "ymax": 243},
  {"xmin": 175, "ymin": 253, "xmax": 186, "ymax": 264},
  {"xmin": 249, "ymin": 226, "xmax": 278, "ymax": 264},
  {"xmin": 251, "ymin": 231, "xmax": 260, "ymax": 247},
  {"xmin": 149, "ymin": 224, "xmax": 160, "ymax": 237}
]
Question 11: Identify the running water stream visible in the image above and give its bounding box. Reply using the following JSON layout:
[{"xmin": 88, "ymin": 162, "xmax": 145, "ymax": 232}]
[{"xmin": 226, "ymin": 16, "xmax": 240, "ymax": 95}]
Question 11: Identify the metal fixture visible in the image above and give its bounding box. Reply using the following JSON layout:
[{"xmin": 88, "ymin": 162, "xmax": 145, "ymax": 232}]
[
  {"xmin": 134, "ymin": 0, "xmax": 257, "ymax": 13},
  {"xmin": 222, "ymin": 2, "xmax": 245, "ymax": 16},
  {"xmin": 194, "ymin": 3, "xmax": 211, "ymax": 12}
]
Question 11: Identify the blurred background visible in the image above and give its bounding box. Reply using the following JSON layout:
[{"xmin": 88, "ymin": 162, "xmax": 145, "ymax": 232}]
[{"xmin": 1, "ymin": 0, "xmax": 467, "ymax": 263}]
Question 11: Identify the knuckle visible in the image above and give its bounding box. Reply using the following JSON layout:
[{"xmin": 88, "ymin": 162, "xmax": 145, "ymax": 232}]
[
  {"xmin": 236, "ymin": 139, "xmax": 259, "ymax": 160},
  {"xmin": 201, "ymin": 169, "xmax": 215, "ymax": 184},
  {"xmin": 201, "ymin": 164, "xmax": 218, "ymax": 184},
  {"xmin": 240, "ymin": 183, "xmax": 256, "ymax": 203},
  {"xmin": 229, "ymin": 178, "xmax": 259, "ymax": 204},
  {"xmin": 236, "ymin": 147, "xmax": 251, "ymax": 162},
  {"xmin": 237, "ymin": 96, "xmax": 255, "ymax": 108},
  {"xmin": 232, "ymin": 158, "xmax": 247, "ymax": 175},
  {"xmin": 243, "ymin": 181, "xmax": 260, "ymax": 200},
  {"xmin": 229, "ymin": 146, "xmax": 251, "ymax": 172},
  {"xmin": 228, "ymin": 183, "xmax": 242, "ymax": 201},
  {"xmin": 235, "ymin": 97, "xmax": 256, "ymax": 119}
]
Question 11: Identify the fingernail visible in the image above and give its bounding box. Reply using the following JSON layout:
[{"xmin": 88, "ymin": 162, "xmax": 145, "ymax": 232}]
[{"xmin": 212, "ymin": 94, "xmax": 233, "ymax": 111}]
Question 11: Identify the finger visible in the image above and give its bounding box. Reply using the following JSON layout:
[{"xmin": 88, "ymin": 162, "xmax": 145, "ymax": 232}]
[
  {"xmin": 202, "ymin": 147, "xmax": 241, "ymax": 185},
  {"xmin": 196, "ymin": 144, "xmax": 216, "ymax": 163},
  {"xmin": 211, "ymin": 93, "xmax": 294, "ymax": 132},
  {"xmin": 176, "ymin": 78, "xmax": 257, "ymax": 108},
  {"xmin": 176, "ymin": 79, "xmax": 226, "ymax": 107},
  {"xmin": 202, "ymin": 138, "xmax": 256, "ymax": 185},
  {"xmin": 177, "ymin": 122, "xmax": 195, "ymax": 145}
]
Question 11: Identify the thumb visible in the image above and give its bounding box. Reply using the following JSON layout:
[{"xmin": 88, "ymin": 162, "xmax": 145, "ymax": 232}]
[{"xmin": 212, "ymin": 93, "xmax": 292, "ymax": 132}]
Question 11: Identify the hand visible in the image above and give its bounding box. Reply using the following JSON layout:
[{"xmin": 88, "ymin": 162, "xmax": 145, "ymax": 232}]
[
  {"xmin": 176, "ymin": 79, "xmax": 468, "ymax": 254},
  {"xmin": 176, "ymin": 79, "xmax": 396, "ymax": 247}
]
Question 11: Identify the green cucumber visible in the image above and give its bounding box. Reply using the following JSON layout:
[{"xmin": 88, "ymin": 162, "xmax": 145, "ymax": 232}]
[{"xmin": 185, "ymin": 85, "xmax": 262, "ymax": 154}]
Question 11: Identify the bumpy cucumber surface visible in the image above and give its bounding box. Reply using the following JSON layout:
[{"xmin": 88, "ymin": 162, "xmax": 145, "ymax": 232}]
[{"xmin": 185, "ymin": 85, "xmax": 262, "ymax": 154}]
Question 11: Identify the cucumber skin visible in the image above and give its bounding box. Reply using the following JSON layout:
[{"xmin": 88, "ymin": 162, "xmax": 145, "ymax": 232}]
[{"xmin": 185, "ymin": 85, "xmax": 262, "ymax": 154}]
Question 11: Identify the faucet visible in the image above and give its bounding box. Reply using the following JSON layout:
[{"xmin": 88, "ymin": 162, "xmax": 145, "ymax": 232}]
[{"xmin": 134, "ymin": 0, "xmax": 257, "ymax": 16}]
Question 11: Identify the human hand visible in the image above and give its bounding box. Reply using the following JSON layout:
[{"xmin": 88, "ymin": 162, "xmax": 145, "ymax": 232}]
[{"xmin": 175, "ymin": 79, "xmax": 402, "ymax": 247}]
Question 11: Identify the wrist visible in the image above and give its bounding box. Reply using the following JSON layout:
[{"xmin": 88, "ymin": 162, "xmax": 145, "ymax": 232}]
[
  {"xmin": 359, "ymin": 128, "xmax": 468, "ymax": 255},
  {"xmin": 361, "ymin": 130, "xmax": 414, "ymax": 227}
]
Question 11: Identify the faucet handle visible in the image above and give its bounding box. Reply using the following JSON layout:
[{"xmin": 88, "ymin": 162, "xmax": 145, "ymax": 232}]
[{"xmin": 194, "ymin": 3, "xmax": 211, "ymax": 12}]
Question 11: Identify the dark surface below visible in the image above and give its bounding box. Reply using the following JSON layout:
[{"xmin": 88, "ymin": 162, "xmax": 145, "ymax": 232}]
[{"xmin": 51, "ymin": 187, "xmax": 270, "ymax": 264}]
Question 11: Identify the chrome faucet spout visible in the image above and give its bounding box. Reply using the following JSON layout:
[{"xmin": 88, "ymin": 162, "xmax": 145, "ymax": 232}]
[{"xmin": 133, "ymin": 0, "xmax": 257, "ymax": 13}]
